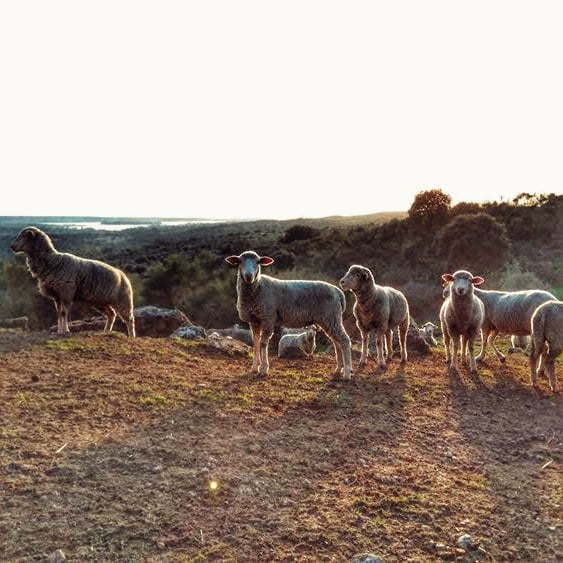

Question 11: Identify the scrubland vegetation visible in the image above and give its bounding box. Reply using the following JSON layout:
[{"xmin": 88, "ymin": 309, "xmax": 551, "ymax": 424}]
[{"xmin": 1, "ymin": 190, "xmax": 560, "ymax": 330}]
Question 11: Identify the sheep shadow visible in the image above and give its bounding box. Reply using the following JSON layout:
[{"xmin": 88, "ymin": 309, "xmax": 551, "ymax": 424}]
[
  {"xmin": 446, "ymin": 361, "xmax": 563, "ymax": 560},
  {"xmin": 1, "ymin": 355, "xmax": 413, "ymax": 561}
]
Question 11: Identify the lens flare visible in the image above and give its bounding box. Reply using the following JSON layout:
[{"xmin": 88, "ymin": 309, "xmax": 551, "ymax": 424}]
[{"xmin": 208, "ymin": 479, "xmax": 219, "ymax": 491}]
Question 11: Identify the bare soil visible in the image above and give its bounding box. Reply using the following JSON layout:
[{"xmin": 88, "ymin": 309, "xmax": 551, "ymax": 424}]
[{"xmin": 0, "ymin": 331, "xmax": 561, "ymax": 562}]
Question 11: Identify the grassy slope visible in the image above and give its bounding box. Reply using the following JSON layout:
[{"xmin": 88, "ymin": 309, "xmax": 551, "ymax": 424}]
[{"xmin": 0, "ymin": 332, "xmax": 561, "ymax": 562}]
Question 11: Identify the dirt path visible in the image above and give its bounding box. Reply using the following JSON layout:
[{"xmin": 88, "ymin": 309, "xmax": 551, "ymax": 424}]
[{"xmin": 1, "ymin": 332, "xmax": 561, "ymax": 561}]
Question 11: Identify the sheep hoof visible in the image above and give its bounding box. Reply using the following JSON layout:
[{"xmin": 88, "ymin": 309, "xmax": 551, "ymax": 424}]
[{"xmin": 499, "ymin": 356, "xmax": 506, "ymax": 363}]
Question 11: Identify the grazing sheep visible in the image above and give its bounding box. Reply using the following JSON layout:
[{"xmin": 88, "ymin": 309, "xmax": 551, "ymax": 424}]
[
  {"xmin": 419, "ymin": 322, "xmax": 438, "ymax": 347},
  {"xmin": 473, "ymin": 287, "xmax": 556, "ymax": 363},
  {"xmin": 440, "ymin": 270, "xmax": 485, "ymax": 373},
  {"xmin": 529, "ymin": 300, "xmax": 563, "ymax": 392},
  {"xmin": 208, "ymin": 324, "xmax": 253, "ymax": 346},
  {"xmin": 508, "ymin": 334, "xmax": 531, "ymax": 354},
  {"xmin": 225, "ymin": 251, "xmax": 352, "ymax": 378},
  {"xmin": 0, "ymin": 316, "xmax": 30, "ymax": 331},
  {"xmin": 339, "ymin": 265, "xmax": 409, "ymax": 370},
  {"xmin": 10, "ymin": 227, "xmax": 136, "ymax": 337},
  {"xmin": 278, "ymin": 326, "xmax": 317, "ymax": 358}
]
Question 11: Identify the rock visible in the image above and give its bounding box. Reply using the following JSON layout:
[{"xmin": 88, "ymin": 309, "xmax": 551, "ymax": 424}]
[
  {"xmin": 50, "ymin": 306, "xmax": 192, "ymax": 337},
  {"xmin": 457, "ymin": 534, "xmax": 478, "ymax": 551},
  {"xmin": 46, "ymin": 550, "xmax": 66, "ymax": 562},
  {"xmin": 134, "ymin": 306, "xmax": 192, "ymax": 337},
  {"xmin": 350, "ymin": 554, "xmax": 383, "ymax": 563},
  {"xmin": 171, "ymin": 325, "xmax": 206, "ymax": 340},
  {"xmin": 205, "ymin": 333, "xmax": 251, "ymax": 357},
  {"xmin": 367, "ymin": 318, "xmax": 431, "ymax": 357}
]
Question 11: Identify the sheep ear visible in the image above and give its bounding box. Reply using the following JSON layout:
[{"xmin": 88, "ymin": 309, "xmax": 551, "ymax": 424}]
[
  {"xmin": 259, "ymin": 256, "xmax": 274, "ymax": 267},
  {"xmin": 225, "ymin": 255, "xmax": 241, "ymax": 266},
  {"xmin": 472, "ymin": 276, "xmax": 485, "ymax": 286},
  {"xmin": 442, "ymin": 274, "xmax": 454, "ymax": 283}
]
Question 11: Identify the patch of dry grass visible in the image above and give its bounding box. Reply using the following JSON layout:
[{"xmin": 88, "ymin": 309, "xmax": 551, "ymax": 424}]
[{"xmin": 0, "ymin": 331, "xmax": 561, "ymax": 561}]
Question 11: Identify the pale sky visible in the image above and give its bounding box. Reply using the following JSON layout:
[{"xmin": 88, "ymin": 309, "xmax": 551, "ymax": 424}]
[{"xmin": 1, "ymin": 1, "xmax": 562, "ymax": 219}]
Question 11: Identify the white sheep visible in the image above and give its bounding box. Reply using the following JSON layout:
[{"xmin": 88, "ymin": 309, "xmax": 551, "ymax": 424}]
[
  {"xmin": 11, "ymin": 227, "xmax": 135, "ymax": 337},
  {"xmin": 339, "ymin": 265, "xmax": 409, "ymax": 370},
  {"xmin": 440, "ymin": 270, "xmax": 485, "ymax": 373},
  {"xmin": 508, "ymin": 334, "xmax": 531, "ymax": 354},
  {"xmin": 225, "ymin": 251, "xmax": 352, "ymax": 378},
  {"xmin": 419, "ymin": 322, "xmax": 438, "ymax": 347},
  {"xmin": 278, "ymin": 326, "xmax": 317, "ymax": 358},
  {"xmin": 529, "ymin": 300, "xmax": 562, "ymax": 393},
  {"xmin": 473, "ymin": 287, "xmax": 556, "ymax": 363}
]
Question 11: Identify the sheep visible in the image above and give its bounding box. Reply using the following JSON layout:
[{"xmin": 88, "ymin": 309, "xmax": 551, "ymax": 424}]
[
  {"xmin": 10, "ymin": 227, "xmax": 136, "ymax": 337},
  {"xmin": 439, "ymin": 270, "xmax": 485, "ymax": 373},
  {"xmin": 473, "ymin": 287, "xmax": 556, "ymax": 363},
  {"xmin": 419, "ymin": 322, "xmax": 438, "ymax": 347},
  {"xmin": 339, "ymin": 265, "xmax": 409, "ymax": 370},
  {"xmin": 508, "ymin": 334, "xmax": 531, "ymax": 354},
  {"xmin": 0, "ymin": 316, "xmax": 30, "ymax": 331},
  {"xmin": 225, "ymin": 251, "xmax": 352, "ymax": 378},
  {"xmin": 529, "ymin": 300, "xmax": 563, "ymax": 392},
  {"xmin": 278, "ymin": 326, "xmax": 317, "ymax": 358},
  {"xmin": 207, "ymin": 324, "xmax": 253, "ymax": 346}
]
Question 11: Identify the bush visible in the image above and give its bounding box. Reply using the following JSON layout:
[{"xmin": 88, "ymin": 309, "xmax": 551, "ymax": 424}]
[
  {"xmin": 436, "ymin": 213, "xmax": 511, "ymax": 276},
  {"xmin": 498, "ymin": 262, "xmax": 547, "ymax": 291},
  {"xmin": 280, "ymin": 225, "xmax": 320, "ymax": 243}
]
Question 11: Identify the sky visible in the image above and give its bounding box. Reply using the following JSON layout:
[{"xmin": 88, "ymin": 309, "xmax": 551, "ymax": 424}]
[{"xmin": 1, "ymin": 1, "xmax": 562, "ymax": 219}]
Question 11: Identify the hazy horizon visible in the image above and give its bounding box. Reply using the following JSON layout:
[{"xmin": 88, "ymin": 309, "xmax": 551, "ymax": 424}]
[{"xmin": 1, "ymin": 1, "xmax": 562, "ymax": 218}]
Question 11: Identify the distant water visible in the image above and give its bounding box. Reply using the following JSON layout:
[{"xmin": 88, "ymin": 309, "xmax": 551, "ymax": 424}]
[{"xmin": 43, "ymin": 220, "xmax": 226, "ymax": 232}]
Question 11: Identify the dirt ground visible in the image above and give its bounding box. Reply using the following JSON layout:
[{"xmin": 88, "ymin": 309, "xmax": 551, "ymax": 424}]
[{"xmin": 0, "ymin": 330, "xmax": 561, "ymax": 562}]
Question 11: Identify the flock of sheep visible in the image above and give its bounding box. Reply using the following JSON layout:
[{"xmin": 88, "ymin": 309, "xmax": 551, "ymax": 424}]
[{"xmin": 8, "ymin": 227, "xmax": 563, "ymax": 393}]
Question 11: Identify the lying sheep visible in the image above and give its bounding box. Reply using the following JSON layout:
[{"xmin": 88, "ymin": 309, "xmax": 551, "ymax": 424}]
[
  {"xmin": 440, "ymin": 270, "xmax": 485, "ymax": 373},
  {"xmin": 339, "ymin": 265, "xmax": 409, "ymax": 370},
  {"xmin": 419, "ymin": 322, "xmax": 438, "ymax": 347},
  {"xmin": 208, "ymin": 324, "xmax": 253, "ymax": 346},
  {"xmin": 473, "ymin": 287, "xmax": 556, "ymax": 363},
  {"xmin": 10, "ymin": 227, "xmax": 136, "ymax": 337},
  {"xmin": 0, "ymin": 316, "xmax": 29, "ymax": 331},
  {"xmin": 529, "ymin": 300, "xmax": 562, "ymax": 392},
  {"xmin": 225, "ymin": 251, "xmax": 352, "ymax": 378},
  {"xmin": 278, "ymin": 326, "xmax": 317, "ymax": 358},
  {"xmin": 508, "ymin": 334, "xmax": 531, "ymax": 354}
]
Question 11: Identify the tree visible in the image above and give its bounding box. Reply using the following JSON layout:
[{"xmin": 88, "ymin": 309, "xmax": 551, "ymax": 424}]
[
  {"xmin": 408, "ymin": 189, "xmax": 452, "ymax": 228},
  {"xmin": 436, "ymin": 213, "xmax": 511, "ymax": 275}
]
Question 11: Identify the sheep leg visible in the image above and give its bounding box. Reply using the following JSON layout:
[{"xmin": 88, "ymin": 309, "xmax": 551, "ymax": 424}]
[
  {"xmin": 450, "ymin": 335, "xmax": 460, "ymax": 370},
  {"xmin": 249, "ymin": 322, "xmax": 261, "ymax": 373},
  {"xmin": 476, "ymin": 328, "xmax": 489, "ymax": 362},
  {"xmin": 398, "ymin": 319, "xmax": 408, "ymax": 364},
  {"xmin": 325, "ymin": 322, "xmax": 351, "ymax": 379},
  {"xmin": 104, "ymin": 306, "xmax": 117, "ymax": 332},
  {"xmin": 60, "ymin": 301, "xmax": 72, "ymax": 334},
  {"xmin": 468, "ymin": 335, "xmax": 478, "ymax": 374},
  {"xmin": 385, "ymin": 330, "xmax": 393, "ymax": 361},
  {"xmin": 443, "ymin": 330, "xmax": 452, "ymax": 364},
  {"xmin": 53, "ymin": 299, "xmax": 64, "ymax": 335},
  {"xmin": 488, "ymin": 329, "xmax": 505, "ymax": 362},
  {"xmin": 359, "ymin": 329, "xmax": 370, "ymax": 369},
  {"xmin": 258, "ymin": 326, "xmax": 274, "ymax": 377},
  {"xmin": 375, "ymin": 332, "xmax": 386, "ymax": 370},
  {"xmin": 460, "ymin": 335, "xmax": 467, "ymax": 364},
  {"xmin": 545, "ymin": 349, "xmax": 559, "ymax": 393},
  {"xmin": 528, "ymin": 339, "xmax": 542, "ymax": 387}
]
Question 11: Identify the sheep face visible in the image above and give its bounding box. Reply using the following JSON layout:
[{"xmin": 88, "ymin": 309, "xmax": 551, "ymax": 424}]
[
  {"xmin": 422, "ymin": 322, "xmax": 436, "ymax": 337},
  {"xmin": 339, "ymin": 265, "xmax": 374, "ymax": 292},
  {"xmin": 10, "ymin": 227, "xmax": 53, "ymax": 254},
  {"xmin": 225, "ymin": 251, "xmax": 274, "ymax": 284},
  {"xmin": 442, "ymin": 270, "xmax": 484, "ymax": 297}
]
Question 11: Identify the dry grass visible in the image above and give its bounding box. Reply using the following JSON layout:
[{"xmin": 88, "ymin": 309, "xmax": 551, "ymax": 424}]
[{"xmin": 0, "ymin": 331, "xmax": 561, "ymax": 562}]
